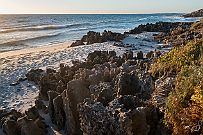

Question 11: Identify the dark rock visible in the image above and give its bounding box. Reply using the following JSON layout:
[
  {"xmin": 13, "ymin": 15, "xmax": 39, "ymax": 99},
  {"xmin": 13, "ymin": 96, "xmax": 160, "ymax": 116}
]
[
  {"xmin": 78, "ymin": 96, "xmax": 149, "ymax": 135},
  {"xmin": 0, "ymin": 110, "xmax": 22, "ymax": 135},
  {"xmin": 109, "ymin": 95, "xmax": 143, "ymax": 110},
  {"xmin": 26, "ymin": 69, "xmax": 44, "ymax": 84},
  {"xmin": 70, "ymin": 40, "xmax": 85, "ymax": 47},
  {"xmin": 122, "ymin": 51, "xmax": 133, "ymax": 60},
  {"xmin": 127, "ymin": 22, "xmax": 191, "ymax": 34},
  {"xmin": 73, "ymin": 30, "xmax": 125, "ymax": 47},
  {"xmin": 46, "ymin": 68, "xmax": 56, "ymax": 74},
  {"xmin": 87, "ymin": 51, "xmax": 116, "ymax": 66},
  {"xmin": 52, "ymin": 95, "xmax": 66, "ymax": 130},
  {"xmin": 78, "ymin": 100, "xmax": 122, "ymax": 135},
  {"xmin": 10, "ymin": 81, "xmax": 20, "ymax": 86},
  {"xmin": 137, "ymin": 51, "xmax": 143, "ymax": 59},
  {"xmin": 81, "ymin": 31, "xmax": 102, "ymax": 44},
  {"xmin": 48, "ymin": 91, "xmax": 60, "ymax": 123},
  {"xmin": 2, "ymin": 118, "xmax": 20, "ymax": 135},
  {"xmin": 61, "ymin": 90, "xmax": 77, "ymax": 135},
  {"xmin": 67, "ymin": 79, "xmax": 90, "ymax": 104},
  {"xmin": 115, "ymin": 72, "xmax": 141, "ymax": 96},
  {"xmin": 35, "ymin": 118, "xmax": 48, "ymax": 131},
  {"xmin": 39, "ymin": 74, "xmax": 58, "ymax": 100},
  {"xmin": 17, "ymin": 116, "xmax": 46, "ymax": 135},
  {"xmin": 152, "ymin": 77, "xmax": 176, "ymax": 112},
  {"xmin": 89, "ymin": 82, "xmax": 114, "ymax": 106},
  {"xmin": 146, "ymin": 51, "xmax": 154, "ymax": 59},
  {"xmin": 35, "ymin": 99, "xmax": 44, "ymax": 110},
  {"xmin": 25, "ymin": 106, "xmax": 40, "ymax": 120}
]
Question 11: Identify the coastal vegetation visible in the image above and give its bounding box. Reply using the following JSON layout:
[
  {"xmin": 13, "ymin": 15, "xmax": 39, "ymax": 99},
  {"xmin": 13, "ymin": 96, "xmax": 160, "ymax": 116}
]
[
  {"xmin": 150, "ymin": 39, "xmax": 203, "ymax": 77},
  {"xmin": 151, "ymin": 38, "xmax": 203, "ymax": 134}
]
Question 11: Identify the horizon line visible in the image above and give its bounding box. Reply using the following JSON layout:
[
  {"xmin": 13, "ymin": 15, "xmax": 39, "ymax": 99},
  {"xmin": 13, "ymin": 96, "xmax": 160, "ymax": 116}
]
[{"xmin": 0, "ymin": 12, "xmax": 186, "ymax": 15}]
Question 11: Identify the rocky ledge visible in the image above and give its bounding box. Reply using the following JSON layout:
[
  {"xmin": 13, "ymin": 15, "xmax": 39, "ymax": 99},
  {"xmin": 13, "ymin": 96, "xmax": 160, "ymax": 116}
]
[{"xmin": 125, "ymin": 19, "xmax": 202, "ymax": 47}]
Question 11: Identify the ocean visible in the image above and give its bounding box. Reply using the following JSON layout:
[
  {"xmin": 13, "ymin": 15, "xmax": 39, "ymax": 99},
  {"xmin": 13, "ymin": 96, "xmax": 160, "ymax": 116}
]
[{"xmin": 0, "ymin": 14, "xmax": 198, "ymax": 52}]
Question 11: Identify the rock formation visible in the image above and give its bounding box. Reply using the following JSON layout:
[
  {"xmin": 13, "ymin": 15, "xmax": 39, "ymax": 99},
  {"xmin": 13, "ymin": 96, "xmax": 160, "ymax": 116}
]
[
  {"xmin": 126, "ymin": 22, "xmax": 192, "ymax": 34},
  {"xmin": 182, "ymin": 9, "xmax": 203, "ymax": 18},
  {"xmin": 71, "ymin": 30, "xmax": 125, "ymax": 47}
]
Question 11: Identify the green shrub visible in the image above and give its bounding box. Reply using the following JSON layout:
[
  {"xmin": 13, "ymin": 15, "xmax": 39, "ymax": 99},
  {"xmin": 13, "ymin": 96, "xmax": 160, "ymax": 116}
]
[
  {"xmin": 150, "ymin": 38, "xmax": 203, "ymax": 134},
  {"xmin": 165, "ymin": 64, "xmax": 203, "ymax": 135},
  {"xmin": 150, "ymin": 39, "xmax": 203, "ymax": 77}
]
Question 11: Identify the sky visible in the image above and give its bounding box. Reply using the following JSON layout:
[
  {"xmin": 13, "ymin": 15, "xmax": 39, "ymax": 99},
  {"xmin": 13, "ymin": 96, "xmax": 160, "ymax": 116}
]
[{"xmin": 0, "ymin": 0, "xmax": 202, "ymax": 14}]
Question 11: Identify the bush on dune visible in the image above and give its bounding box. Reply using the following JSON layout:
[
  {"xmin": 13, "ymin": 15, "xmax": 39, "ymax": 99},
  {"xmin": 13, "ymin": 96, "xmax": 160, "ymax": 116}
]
[
  {"xmin": 150, "ymin": 38, "xmax": 203, "ymax": 134},
  {"xmin": 165, "ymin": 65, "xmax": 203, "ymax": 135}
]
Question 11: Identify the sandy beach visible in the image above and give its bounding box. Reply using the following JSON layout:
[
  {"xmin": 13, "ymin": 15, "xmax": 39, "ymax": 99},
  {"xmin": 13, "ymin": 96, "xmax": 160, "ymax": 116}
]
[
  {"xmin": 0, "ymin": 40, "xmax": 128, "ymax": 112},
  {"xmin": 0, "ymin": 33, "xmax": 164, "ymax": 112}
]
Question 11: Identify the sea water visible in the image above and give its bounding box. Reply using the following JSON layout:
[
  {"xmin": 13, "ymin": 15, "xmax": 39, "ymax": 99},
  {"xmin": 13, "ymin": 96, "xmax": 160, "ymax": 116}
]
[{"xmin": 0, "ymin": 14, "xmax": 198, "ymax": 52}]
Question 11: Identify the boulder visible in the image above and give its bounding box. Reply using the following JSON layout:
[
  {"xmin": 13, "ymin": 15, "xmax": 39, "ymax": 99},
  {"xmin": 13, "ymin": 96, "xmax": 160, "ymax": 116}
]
[
  {"xmin": 26, "ymin": 69, "xmax": 44, "ymax": 84},
  {"xmin": 48, "ymin": 91, "xmax": 60, "ymax": 123},
  {"xmin": 127, "ymin": 22, "xmax": 192, "ymax": 34},
  {"xmin": 39, "ymin": 74, "xmax": 58, "ymax": 100},
  {"xmin": 70, "ymin": 40, "xmax": 85, "ymax": 47},
  {"xmin": 25, "ymin": 106, "xmax": 40, "ymax": 120},
  {"xmin": 137, "ymin": 51, "xmax": 143, "ymax": 59},
  {"xmin": 35, "ymin": 99, "xmax": 44, "ymax": 110},
  {"xmin": 2, "ymin": 117, "xmax": 20, "ymax": 135},
  {"xmin": 52, "ymin": 95, "xmax": 66, "ymax": 130},
  {"xmin": 67, "ymin": 79, "xmax": 90, "ymax": 104},
  {"xmin": 78, "ymin": 99, "xmax": 122, "ymax": 135},
  {"xmin": 61, "ymin": 90, "xmax": 77, "ymax": 135},
  {"xmin": 122, "ymin": 51, "xmax": 133, "ymax": 60},
  {"xmin": 17, "ymin": 116, "xmax": 46, "ymax": 135},
  {"xmin": 1, "ymin": 110, "xmax": 22, "ymax": 135},
  {"xmin": 151, "ymin": 77, "xmax": 176, "ymax": 112},
  {"xmin": 146, "ymin": 51, "xmax": 154, "ymax": 59},
  {"xmin": 89, "ymin": 82, "xmax": 114, "ymax": 106},
  {"xmin": 116, "ymin": 72, "xmax": 141, "ymax": 96},
  {"xmin": 119, "ymin": 107, "xmax": 150, "ymax": 135},
  {"xmin": 76, "ymin": 30, "xmax": 125, "ymax": 46}
]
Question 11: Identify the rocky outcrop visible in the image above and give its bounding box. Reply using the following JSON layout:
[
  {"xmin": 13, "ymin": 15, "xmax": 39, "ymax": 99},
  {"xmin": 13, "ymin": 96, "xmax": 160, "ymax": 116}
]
[
  {"xmin": 22, "ymin": 49, "xmax": 163, "ymax": 134},
  {"xmin": 70, "ymin": 40, "xmax": 85, "ymax": 47},
  {"xmin": 0, "ymin": 110, "xmax": 22, "ymax": 135},
  {"xmin": 26, "ymin": 69, "xmax": 44, "ymax": 84},
  {"xmin": 4, "ymin": 48, "xmax": 177, "ymax": 135},
  {"xmin": 78, "ymin": 95, "xmax": 167, "ymax": 135},
  {"xmin": 153, "ymin": 20, "xmax": 202, "ymax": 46},
  {"xmin": 0, "ymin": 109, "xmax": 47, "ymax": 135},
  {"xmin": 151, "ymin": 77, "xmax": 176, "ymax": 112},
  {"xmin": 115, "ymin": 72, "xmax": 141, "ymax": 96},
  {"xmin": 17, "ymin": 116, "xmax": 47, "ymax": 135},
  {"xmin": 126, "ymin": 22, "xmax": 192, "ymax": 34},
  {"xmin": 182, "ymin": 9, "xmax": 203, "ymax": 18},
  {"xmin": 71, "ymin": 30, "xmax": 125, "ymax": 46}
]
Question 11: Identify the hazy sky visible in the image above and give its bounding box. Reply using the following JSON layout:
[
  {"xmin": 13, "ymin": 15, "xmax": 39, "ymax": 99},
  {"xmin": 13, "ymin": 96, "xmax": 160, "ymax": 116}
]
[{"xmin": 0, "ymin": 0, "xmax": 202, "ymax": 14}]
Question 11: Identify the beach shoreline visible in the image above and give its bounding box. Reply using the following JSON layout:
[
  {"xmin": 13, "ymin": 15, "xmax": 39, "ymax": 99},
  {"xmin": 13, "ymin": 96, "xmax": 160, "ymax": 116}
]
[
  {"xmin": 0, "ymin": 41, "xmax": 73, "ymax": 58},
  {"xmin": 0, "ymin": 39, "xmax": 129, "ymax": 112},
  {"xmin": 0, "ymin": 10, "xmax": 202, "ymax": 134}
]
